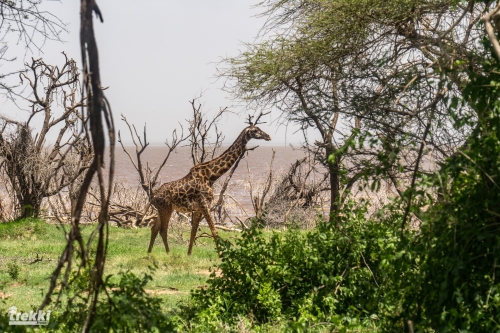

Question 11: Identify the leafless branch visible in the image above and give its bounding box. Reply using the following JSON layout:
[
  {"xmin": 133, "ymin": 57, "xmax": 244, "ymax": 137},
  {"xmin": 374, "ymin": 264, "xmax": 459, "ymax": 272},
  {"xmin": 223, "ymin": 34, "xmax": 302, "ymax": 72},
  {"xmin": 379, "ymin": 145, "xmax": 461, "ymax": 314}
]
[
  {"xmin": 118, "ymin": 114, "xmax": 188, "ymax": 198},
  {"xmin": 187, "ymin": 98, "xmax": 229, "ymax": 165}
]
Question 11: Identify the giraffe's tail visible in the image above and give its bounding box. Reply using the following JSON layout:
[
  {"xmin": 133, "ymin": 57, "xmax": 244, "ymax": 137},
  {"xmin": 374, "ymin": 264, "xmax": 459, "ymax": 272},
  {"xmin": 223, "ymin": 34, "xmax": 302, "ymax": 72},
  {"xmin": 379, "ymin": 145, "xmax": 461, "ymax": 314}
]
[{"xmin": 139, "ymin": 201, "xmax": 155, "ymax": 226}]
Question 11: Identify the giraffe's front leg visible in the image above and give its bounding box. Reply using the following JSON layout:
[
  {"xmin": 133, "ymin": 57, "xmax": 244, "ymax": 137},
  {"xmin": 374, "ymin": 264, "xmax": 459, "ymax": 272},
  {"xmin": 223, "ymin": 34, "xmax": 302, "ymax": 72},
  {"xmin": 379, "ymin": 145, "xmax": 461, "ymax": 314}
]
[
  {"xmin": 188, "ymin": 212, "xmax": 203, "ymax": 255},
  {"xmin": 158, "ymin": 206, "xmax": 173, "ymax": 254},
  {"xmin": 201, "ymin": 206, "xmax": 222, "ymax": 258}
]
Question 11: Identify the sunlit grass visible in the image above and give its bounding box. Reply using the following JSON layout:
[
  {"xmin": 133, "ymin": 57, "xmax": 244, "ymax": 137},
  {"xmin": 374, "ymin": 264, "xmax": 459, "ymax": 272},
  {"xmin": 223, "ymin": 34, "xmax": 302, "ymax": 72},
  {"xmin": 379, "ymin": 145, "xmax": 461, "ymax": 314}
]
[{"xmin": 0, "ymin": 218, "xmax": 229, "ymax": 312}]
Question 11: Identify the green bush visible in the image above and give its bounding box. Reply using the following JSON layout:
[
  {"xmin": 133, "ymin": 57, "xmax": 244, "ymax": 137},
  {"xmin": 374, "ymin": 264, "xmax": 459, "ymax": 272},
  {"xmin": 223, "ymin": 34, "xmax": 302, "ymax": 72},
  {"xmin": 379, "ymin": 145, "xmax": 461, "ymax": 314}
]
[
  {"xmin": 383, "ymin": 49, "xmax": 500, "ymax": 332},
  {"xmin": 180, "ymin": 204, "xmax": 393, "ymax": 331},
  {"xmin": 54, "ymin": 266, "xmax": 174, "ymax": 332},
  {"xmin": 6, "ymin": 262, "xmax": 20, "ymax": 281}
]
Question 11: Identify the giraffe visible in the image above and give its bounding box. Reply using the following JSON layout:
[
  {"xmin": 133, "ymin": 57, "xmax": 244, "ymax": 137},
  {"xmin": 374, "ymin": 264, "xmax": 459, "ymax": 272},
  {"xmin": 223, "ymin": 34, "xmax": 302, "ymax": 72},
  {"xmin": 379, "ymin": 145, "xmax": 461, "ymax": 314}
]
[{"xmin": 148, "ymin": 118, "xmax": 271, "ymax": 256}]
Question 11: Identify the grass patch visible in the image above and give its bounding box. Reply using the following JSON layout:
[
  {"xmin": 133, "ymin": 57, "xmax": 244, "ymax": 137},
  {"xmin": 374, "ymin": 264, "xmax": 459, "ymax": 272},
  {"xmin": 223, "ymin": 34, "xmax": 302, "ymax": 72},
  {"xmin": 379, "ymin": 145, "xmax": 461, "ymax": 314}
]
[
  {"xmin": 0, "ymin": 218, "xmax": 49, "ymax": 240},
  {"xmin": 0, "ymin": 219, "xmax": 229, "ymax": 313}
]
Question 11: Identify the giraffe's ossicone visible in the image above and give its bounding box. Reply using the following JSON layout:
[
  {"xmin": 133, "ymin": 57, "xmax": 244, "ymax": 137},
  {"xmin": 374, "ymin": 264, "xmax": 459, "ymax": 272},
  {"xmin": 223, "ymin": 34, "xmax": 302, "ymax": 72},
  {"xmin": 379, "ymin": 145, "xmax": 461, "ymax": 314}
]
[{"xmin": 148, "ymin": 123, "xmax": 271, "ymax": 256}]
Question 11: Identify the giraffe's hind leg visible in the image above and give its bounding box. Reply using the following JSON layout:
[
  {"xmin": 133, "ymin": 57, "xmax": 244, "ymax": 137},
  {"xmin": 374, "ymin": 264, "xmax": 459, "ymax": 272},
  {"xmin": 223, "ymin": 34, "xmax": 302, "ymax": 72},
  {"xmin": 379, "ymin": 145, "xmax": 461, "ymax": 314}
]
[
  {"xmin": 158, "ymin": 206, "xmax": 173, "ymax": 254},
  {"xmin": 188, "ymin": 212, "xmax": 203, "ymax": 256},
  {"xmin": 201, "ymin": 206, "xmax": 221, "ymax": 257}
]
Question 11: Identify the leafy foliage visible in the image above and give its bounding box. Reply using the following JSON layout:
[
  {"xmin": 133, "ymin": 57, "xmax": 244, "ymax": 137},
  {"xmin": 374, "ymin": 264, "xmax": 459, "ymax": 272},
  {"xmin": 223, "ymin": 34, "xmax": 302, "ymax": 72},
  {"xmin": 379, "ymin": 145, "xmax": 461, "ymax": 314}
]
[
  {"xmin": 54, "ymin": 266, "xmax": 174, "ymax": 332},
  {"xmin": 383, "ymin": 42, "xmax": 500, "ymax": 332},
  {"xmin": 180, "ymin": 207, "xmax": 394, "ymax": 331},
  {"xmin": 177, "ymin": 37, "xmax": 500, "ymax": 331}
]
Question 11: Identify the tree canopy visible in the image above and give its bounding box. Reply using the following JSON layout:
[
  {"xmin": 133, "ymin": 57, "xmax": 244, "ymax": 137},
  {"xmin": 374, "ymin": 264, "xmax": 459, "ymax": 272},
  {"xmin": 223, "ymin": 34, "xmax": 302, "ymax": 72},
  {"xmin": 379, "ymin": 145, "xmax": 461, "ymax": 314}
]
[{"xmin": 219, "ymin": 0, "xmax": 489, "ymax": 219}]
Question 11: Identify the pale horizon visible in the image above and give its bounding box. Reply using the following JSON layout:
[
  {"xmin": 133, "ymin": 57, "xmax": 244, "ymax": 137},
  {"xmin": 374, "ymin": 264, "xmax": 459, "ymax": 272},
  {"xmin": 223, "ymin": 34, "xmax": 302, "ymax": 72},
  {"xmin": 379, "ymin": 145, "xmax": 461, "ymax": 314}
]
[{"xmin": 0, "ymin": 1, "xmax": 317, "ymax": 146}]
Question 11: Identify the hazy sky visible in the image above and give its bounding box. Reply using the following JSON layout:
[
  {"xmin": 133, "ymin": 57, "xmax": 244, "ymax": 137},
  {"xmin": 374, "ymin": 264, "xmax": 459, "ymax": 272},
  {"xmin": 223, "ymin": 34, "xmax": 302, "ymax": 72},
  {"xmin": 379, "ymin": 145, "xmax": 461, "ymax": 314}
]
[{"xmin": 1, "ymin": 1, "xmax": 311, "ymax": 145}]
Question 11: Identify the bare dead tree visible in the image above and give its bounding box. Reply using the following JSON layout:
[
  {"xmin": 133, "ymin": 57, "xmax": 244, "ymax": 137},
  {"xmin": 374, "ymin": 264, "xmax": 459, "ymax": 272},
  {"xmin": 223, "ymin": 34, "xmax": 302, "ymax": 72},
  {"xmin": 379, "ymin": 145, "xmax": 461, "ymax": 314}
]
[
  {"xmin": 0, "ymin": 1, "xmax": 66, "ymax": 51},
  {"xmin": 262, "ymin": 156, "xmax": 329, "ymax": 228},
  {"xmin": 269, "ymin": 157, "xmax": 329, "ymax": 209},
  {"xmin": 0, "ymin": 0, "xmax": 67, "ymax": 99},
  {"xmin": 118, "ymin": 114, "xmax": 187, "ymax": 198},
  {"xmin": 188, "ymin": 97, "xmax": 227, "ymax": 165},
  {"xmin": 0, "ymin": 54, "xmax": 91, "ymax": 217},
  {"xmin": 95, "ymin": 183, "xmax": 155, "ymax": 228},
  {"xmin": 116, "ymin": 114, "xmax": 188, "ymax": 226}
]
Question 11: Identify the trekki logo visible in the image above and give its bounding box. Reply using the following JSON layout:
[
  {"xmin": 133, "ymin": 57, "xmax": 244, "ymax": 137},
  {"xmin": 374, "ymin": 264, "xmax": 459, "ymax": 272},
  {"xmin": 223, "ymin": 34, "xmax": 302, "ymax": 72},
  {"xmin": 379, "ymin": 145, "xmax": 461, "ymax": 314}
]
[{"xmin": 8, "ymin": 306, "xmax": 52, "ymax": 326}]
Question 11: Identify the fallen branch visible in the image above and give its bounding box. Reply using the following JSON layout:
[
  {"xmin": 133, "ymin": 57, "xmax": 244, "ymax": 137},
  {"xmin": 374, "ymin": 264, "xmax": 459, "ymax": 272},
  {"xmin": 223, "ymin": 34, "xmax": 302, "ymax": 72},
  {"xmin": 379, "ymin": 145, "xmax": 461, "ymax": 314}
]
[{"xmin": 200, "ymin": 223, "xmax": 241, "ymax": 232}]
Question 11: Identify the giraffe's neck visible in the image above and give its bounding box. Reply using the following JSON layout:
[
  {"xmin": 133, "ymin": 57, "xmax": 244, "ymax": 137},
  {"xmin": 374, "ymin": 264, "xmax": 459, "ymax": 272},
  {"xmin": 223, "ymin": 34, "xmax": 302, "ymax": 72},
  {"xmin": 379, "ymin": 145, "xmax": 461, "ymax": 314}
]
[{"xmin": 198, "ymin": 130, "xmax": 249, "ymax": 183}]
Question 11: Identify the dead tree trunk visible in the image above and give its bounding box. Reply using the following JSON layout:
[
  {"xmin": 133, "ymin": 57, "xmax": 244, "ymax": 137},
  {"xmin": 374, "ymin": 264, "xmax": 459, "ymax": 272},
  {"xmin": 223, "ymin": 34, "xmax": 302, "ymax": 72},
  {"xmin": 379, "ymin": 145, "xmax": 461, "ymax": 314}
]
[{"xmin": 0, "ymin": 55, "xmax": 90, "ymax": 217}]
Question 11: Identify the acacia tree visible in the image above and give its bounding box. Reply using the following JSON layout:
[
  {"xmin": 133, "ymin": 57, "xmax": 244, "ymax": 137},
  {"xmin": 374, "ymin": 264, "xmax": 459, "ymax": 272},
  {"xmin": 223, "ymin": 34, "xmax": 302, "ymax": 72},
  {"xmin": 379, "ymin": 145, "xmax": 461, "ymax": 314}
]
[
  {"xmin": 0, "ymin": 54, "xmax": 91, "ymax": 217},
  {"xmin": 222, "ymin": 0, "xmax": 488, "ymax": 219}
]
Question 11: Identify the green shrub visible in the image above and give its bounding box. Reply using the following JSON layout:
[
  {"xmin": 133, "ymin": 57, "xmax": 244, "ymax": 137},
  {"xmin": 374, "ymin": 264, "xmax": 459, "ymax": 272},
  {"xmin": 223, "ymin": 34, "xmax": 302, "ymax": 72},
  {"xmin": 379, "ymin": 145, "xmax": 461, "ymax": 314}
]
[
  {"xmin": 6, "ymin": 262, "xmax": 20, "ymax": 280},
  {"xmin": 54, "ymin": 265, "xmax": 174, "ymax": 332},
  {"xmin": 379, "ymin": 41, "xmax": 500, "ymax": 332},
  {"xmin": 180, "ymin": 203, "xmax": 392, "ymax": 331},
  {"xmin": 380, "ymin": 144, "xmax": 500, "ymax": 332}
]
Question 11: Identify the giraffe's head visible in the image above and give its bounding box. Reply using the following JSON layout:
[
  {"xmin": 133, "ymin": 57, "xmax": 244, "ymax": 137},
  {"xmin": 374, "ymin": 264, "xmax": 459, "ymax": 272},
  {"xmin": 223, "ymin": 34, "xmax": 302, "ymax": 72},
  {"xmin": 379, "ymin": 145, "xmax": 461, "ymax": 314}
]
[
  {"xmin": 244, "ymin": 112, "xmax": 272, "ymax": 142},
  {"xmin": 245, "ymin": 125, "xmax": 272, "ymax": 141}
]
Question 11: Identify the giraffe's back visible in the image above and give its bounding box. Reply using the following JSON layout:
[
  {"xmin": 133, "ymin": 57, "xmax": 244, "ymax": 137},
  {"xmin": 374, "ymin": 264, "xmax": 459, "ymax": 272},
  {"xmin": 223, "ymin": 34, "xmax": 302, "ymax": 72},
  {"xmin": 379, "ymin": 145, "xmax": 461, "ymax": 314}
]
[{"xmin": 151, "ymin": 174, "xmax": 213, "ymax": 213}]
